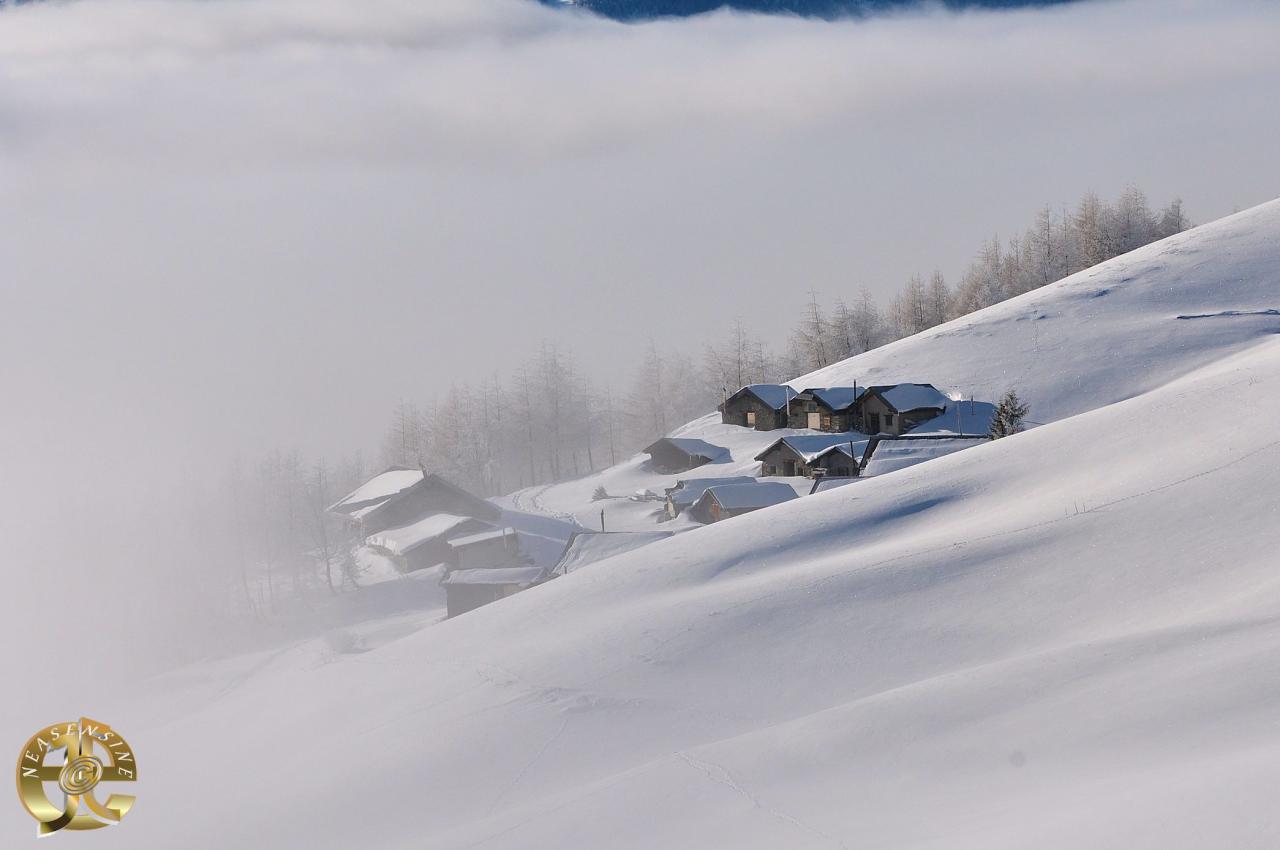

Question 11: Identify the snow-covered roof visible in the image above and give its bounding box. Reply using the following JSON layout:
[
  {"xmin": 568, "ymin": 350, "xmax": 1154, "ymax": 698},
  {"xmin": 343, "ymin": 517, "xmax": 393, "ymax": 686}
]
[
  {"xmin": 666, "ymin": 476, "xmax": 757, "ymax": 508},
  {"xmin": 448, "ymin": 528, "xmax": 515, "ymax": 549},
  {"xmin": 365, "ymin": 514, "xmax": 481, "ymax": 556},
  {"xmin": 810, "ymin": 477, "xmax": 859, "ymax": 494},
  {"xmin": 703, "ymin": 482, "xmax": 798, "ymax": 510},
  {"xmin": 801, "ymin": 387, "xmax": 864, "ymax": 411},
  {"xmin": 553, "ymin": 531, "xmax": 676, "ymax": 576},
  {"xmin": 328, "ymin": 467, "xmax": 424, "ymax": 513},
  {"xmin": 731, "ymin": 384, "xmax": 797, "ymax": 411},
  {"xmin": 861, "ymin": 437, "xmax": 988, "ymax": 477},
  {"xmin": 755, "ymin": 434, "xmax": 870, "ymax": 464},
  {"xmin": 644, "ymin": 437, "xmax": 730, "ymax": 461},
  {"xmin": 873, "ymin": 383, "xmax": 951, "ymax": 413},
  {"xmin": 441, "ymin": 566, "xmax": 547, "ymax": 587},
  {"xmin": 911, "ymin": 401, "xmax": 997, "ymax": 435},
  {"xmin": 810, "ymin": 442, "xmax": 865, "ymax": 462},
  {"xmin": 348, "ymin": 501, "xmax": 389, "ymax": 521}
]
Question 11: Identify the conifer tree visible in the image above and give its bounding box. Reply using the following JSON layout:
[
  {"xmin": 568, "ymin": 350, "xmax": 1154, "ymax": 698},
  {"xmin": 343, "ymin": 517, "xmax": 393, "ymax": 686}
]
[{"xmin": 990, "ymin": 390, "xmax": 1029, "ymax": 438}]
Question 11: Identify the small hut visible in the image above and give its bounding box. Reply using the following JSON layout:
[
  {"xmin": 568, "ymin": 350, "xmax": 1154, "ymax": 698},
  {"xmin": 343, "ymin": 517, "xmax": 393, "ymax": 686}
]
[{"xmin": 662, "ymin": 476, "xmax": 756, "ymax": 519}]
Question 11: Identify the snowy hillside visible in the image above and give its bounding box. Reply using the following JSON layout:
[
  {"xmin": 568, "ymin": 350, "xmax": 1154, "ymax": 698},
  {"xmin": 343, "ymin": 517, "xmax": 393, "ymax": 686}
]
[
  {"xmin": 506, "ymin": 200, "xmax": 1280, "ymax": 531},
  {"xmin": 73, "ymin": 200, "xmax": 1280, "ymax": 849},
  {"xmin": 797, "ymin": 200, "xmax": 1280, "ymax": 420}
]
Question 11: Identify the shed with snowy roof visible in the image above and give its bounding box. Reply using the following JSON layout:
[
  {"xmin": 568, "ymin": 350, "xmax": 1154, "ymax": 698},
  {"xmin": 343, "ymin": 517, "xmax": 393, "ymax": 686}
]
[
  {"xmin": 662, "ymin": 476, "xmax": 756, "ymax": 518},
  {"xmin": 441, "ymin": 567, "xmax": 548, "ymax": 618},
  {"xmin": 688, "ymin": 481, "xmax": 798, "ymax": 524},
  {"xmin": 719, "ymin": 384, "xmax": 797, "ymax": 430}
]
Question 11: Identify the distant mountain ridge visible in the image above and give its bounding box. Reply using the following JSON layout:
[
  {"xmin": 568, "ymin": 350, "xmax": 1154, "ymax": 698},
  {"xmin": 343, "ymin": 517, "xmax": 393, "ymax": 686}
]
[{"xmin": 539, "ymin": 0, "xmax": 1079, "ymax": 21}]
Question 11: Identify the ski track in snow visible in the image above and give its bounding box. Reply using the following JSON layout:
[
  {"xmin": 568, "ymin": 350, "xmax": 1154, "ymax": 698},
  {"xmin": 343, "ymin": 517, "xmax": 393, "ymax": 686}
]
[
  {"xmin": 487, "ymin": 716, "xmax": 571, "ymax": 815},
  {"xmin": 675, "ymin": 751, "xmax": 851, "ymax": 850},
  {"xmin": 1176, "ymin": 308, "xmax": 1280, "ymax": 319}
]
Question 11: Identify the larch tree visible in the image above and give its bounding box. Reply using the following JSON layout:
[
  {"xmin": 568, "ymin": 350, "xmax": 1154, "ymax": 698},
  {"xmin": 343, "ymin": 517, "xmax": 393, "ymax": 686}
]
[
  {"xmin": 848, "ymin": 288, "xmax": 883, "ymax": 354},
  {"xmin": 926, "ymin": 270, "xmax": 952, "ymax": 327}
]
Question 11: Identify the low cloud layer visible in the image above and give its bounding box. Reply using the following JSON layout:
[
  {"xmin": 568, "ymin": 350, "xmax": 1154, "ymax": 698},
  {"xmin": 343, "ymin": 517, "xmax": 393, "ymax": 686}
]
[
  {"xmin": 4, "ymin": 0, "xmax": 1279, "ymax": 165},
  {"xmin": 1, "ymin": 0, "xmax": 1278, "ymax": 693}
]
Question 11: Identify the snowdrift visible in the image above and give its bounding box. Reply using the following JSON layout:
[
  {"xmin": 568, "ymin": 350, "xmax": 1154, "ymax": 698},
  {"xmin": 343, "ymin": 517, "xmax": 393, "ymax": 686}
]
[{"xmin": 78, "ymin": 201, "xmax": 1280, "ymax": 850}]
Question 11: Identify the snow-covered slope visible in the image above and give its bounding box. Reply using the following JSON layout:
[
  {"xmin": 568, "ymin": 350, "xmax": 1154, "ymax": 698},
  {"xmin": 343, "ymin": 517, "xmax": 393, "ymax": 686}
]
[
  {"xmin": 507, "ymin": 201, "xmax": 1280, "ymax": 531},
  {"xmin": 67, "ymin": 201, "xmax": 1280, "ymax": 850}
]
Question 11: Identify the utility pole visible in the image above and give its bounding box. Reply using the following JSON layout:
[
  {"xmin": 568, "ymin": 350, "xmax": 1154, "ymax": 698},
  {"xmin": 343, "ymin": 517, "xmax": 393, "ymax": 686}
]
[{"xmin": 600, "ymin": 508, "xmax": 606, "ymax": 533}]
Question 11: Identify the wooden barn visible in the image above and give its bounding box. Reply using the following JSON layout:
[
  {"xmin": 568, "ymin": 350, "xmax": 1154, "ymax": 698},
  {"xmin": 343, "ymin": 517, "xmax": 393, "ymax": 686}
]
[
  {"xmin": 719, "ymin": 384, "xmax": 797, "ymax": 430},
  {"xmin": 755, "ymin": 435, "xmax": 869, "ymax": 478},
  {"xmin": 688, "ymin": 482, "xmax": 798, "ymax": 524},
  {"xmin": 447, "ymin": 527, "xmax": 522, "ymax": 570},
  {"xmin": 854, "ymin": 384, "xmax": 951, "ymax": 435},
  {"xmin": 364, "ymin": 513, "xmax": 494, "ymax": 573},
  {"xmin": 642, "ymin": 437, "xmax": 729, "ymax": 474},
  {"xmin": 788, "ymin": 387, "xmax": 861, "ymax": 431},
  {"xmin": 327, "ymin": 466, "xmax": 424, "ymax": 523},
  {"xmin": 441, "ymin": 567, "xmax": 548, "ymax": 618},
  {"xmin": 333, "ymin": 471, "xmax": 503, "ymax": 536}
]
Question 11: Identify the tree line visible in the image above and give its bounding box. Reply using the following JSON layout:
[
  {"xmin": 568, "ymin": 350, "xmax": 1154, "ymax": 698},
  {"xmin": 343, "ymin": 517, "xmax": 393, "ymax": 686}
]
[{"xmin": 373, "ymin": 185, "xmax": 1187, "ymax": 495}]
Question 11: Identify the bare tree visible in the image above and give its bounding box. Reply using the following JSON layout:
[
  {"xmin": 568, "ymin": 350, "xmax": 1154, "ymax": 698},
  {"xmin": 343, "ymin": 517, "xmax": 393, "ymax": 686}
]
[
  {"xmin": 848, "ymin": 288, "xmax": 883, "ymax": 353},
  {"xmin": 305, "ymin": 459, "xmax": 339, "ymax": 596},
  {"xmin": 792, "ymin": 290, "xmax": 832, "ymax": 370}
]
